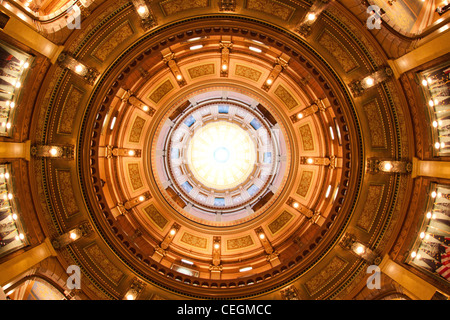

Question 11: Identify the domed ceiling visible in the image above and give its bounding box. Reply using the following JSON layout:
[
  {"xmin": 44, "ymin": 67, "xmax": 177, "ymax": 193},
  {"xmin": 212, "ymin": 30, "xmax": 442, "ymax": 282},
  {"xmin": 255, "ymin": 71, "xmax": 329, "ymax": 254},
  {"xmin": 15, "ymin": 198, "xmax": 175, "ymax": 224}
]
[{"xmin": 28, "ymin": 0, "xmax": 415, "ymax": 299}]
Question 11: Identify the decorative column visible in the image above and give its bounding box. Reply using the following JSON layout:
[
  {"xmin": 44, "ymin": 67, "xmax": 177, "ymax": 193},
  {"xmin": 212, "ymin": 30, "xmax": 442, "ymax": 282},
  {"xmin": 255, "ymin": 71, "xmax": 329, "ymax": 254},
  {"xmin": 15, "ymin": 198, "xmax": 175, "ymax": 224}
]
[
  {"xmin": 162, "ymin": 49, "xmax": 185, "ymax": 86},
  {"xmin": 121, "ymin": 89, "xmax": 155, "ymax": 115},
  {"xmin": 209, "ymin": 236, "xmax": 222, "ymax": 280},
  {"xmin": 255, "ymin": 227, "xmax": 280, "ymax": 266},
  {"xmin": 219, "ymin": 38, "xmax": 233, "ymax": 77},
  {"xmin": 262, "ymin": 54, "xmax": 289, "ymax": 91},
  {"xmin": 105, "ymin": 146, "xmax": 141, "ymax": 158},
  {"xmin": 290, "ymin": 100, "xmax": 326, "ymax": 123},
  {"xmin": 300, "ymin": 155, "xmax": 339, "ymax": 169},
  {"xmin": 152, "ymin": 223, "xmax": 180, "ymax": 262}
]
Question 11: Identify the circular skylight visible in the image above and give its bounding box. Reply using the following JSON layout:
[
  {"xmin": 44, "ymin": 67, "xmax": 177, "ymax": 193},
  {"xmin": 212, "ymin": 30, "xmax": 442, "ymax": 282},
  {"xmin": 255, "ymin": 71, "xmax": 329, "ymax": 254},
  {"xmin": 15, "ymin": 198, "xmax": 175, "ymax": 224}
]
[{"xmin": 187, "ymin": 121, "xmax": 256, "ymax": 190}]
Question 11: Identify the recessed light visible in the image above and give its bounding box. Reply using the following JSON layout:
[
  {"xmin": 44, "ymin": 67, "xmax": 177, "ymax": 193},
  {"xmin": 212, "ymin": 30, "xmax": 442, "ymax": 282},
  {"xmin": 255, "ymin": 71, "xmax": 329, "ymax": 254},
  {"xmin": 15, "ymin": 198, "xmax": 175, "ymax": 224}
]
[
  {"xmin": 190, "ymin": 44, "xmax": 203, "ymax": 50},
  {"xmin": 239, "ymin": 266, "xmax": 252, "ymax": 272},
  {"xmin": 249, "ymin": 46, "xmax": 262, "ymax": 53}
]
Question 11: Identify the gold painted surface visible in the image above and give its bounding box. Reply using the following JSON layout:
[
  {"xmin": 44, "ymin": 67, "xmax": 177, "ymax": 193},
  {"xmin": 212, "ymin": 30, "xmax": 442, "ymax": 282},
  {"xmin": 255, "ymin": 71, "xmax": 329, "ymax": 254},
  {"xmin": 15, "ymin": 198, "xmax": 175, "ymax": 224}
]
[
  {"xmin": 56, "ymin": 170, "xmax": 79, "ymax": 218},
  {"xmin": 298, "ymin": 124, "xmax": 315, "ymax": 151},
  {"xmin": 362, "ymin": 100, "xmax": 387, "ymax": 149},
  {"xmin": 160, "ymin": 0, "xmax": 210, "ymax": 16},
  {"xmin": 143, "ymin": 204, "xmax": 168, "ymax": 230},
  {"xmin": 235, "ymin": 64, "xmax": 262, "ymax": 82},
  {"xmin": 304, "ymin": 256, "xmax": 347, "ymax": 295},
  {"xmin": 128, "ymin": 163, "xmax": 144, "ymax": 190},
  {"xmin": 57, "ymin": 86, "xmax": 84, "ymax": 135},
  {"xmin": 226, "ymin": 235, "xmax": 254, "ymax": 250},
  {"xmin": 245, "ymin": 0, "xmax": 295, "ymax": 21},
  {"xmin": 187, "ymin": 63, "xmax": 215, "ymax": 79},
  {"xmin": 129, "ymin": 116, "xmax": 146, "ymax": 143},
  {"xmin": 92, "ymin": 22, "xmax": 134, "ymax": 62},
  {"xmin": 317, "ymin": 30, "xmax": 359, "ymax": 73},
  {"xmin": 274, "ymin": 84, "xmax": 298, "ymax": 110},
  {"xmin": 357, "ymin": 185, "xmax": 385, "ymax": 232},
  {"xmin": 180, "ymin": 232, "xmax": 208, "ymax": 249},
  {"xmin": 268, "ymin": 210, "xmax": 293, "ymax": 234},
  {"xmin": 149, "ymin": 79, "xmax": 174, "ymax": 103},
  {"xmin": 296, "ymin": 170, "xmax": 313, "ymax": 198},
  {"xmin": 83, "ymin": 243, "xmax": 124, "ymax": 285}
]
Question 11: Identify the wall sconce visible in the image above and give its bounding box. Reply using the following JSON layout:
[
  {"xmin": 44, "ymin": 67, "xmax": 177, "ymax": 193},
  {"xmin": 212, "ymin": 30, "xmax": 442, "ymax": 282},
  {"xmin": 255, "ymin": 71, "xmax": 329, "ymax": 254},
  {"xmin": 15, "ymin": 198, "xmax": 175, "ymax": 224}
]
[
  {"xmin": 339, "ymin": 233, "xmax": 381, "ymax": 264},
  {"xmin": 105, "ymin": 146, "xmax": 141, "ymax": 158},
  {"xmin": 219, "ymin": 0, "xmax": 237, "ymax": 11},
  {"xmin": 57, "ymin": 52, "xmax": 99, "ymax": 85},
  {"xmin": 367, "ymin": 158, "xmax": 412, "ymax": 174},
  {"xmin": 349, "ymin": 67, "xmax": 393, "ymax": 96},
  {"xmin": 123, "ymin": 278, "xmax": 145, "ymax": 300},
  {"xmin": 52, "ymin": 222, "xmax": 92, "ymax": 249},
  {"xmin": 132, "ymin": 0, "xmax": 157, "ymax": 30},
  {"xmin": 31, "ymin": 144, "xmax": 74, "ymax": 160},
  {"xmin": 220, "ymin": 39, "xmax": 233, "ymax": 77},
  {"xmin": 162, "ymin": 50, "xmax": 186, "ymax": 86}
]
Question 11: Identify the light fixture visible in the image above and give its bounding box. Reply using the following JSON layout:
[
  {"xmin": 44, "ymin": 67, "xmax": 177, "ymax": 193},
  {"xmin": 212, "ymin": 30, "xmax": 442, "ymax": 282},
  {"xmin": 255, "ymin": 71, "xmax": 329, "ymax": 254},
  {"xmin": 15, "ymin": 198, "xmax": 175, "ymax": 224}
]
[
  {"xmin": 307, "ymin": 13, "xmax": 316, "ymax": 21},
  {"xmin": 128, "ymin": 150, "xmax": 136, "ymax": 156},
  {"xmin": 214, "ymin": 243, "xmax": 220, "ymax": 249},
  {"xmin": 306, "ymin": 158, "xmax": 314, "ymax": 164},
  {"xmin": 429, "ymin": 99, "xmax": 435, "ymax": 107},
  {"xmin": 435, "ymin": 142, "xmax": 441, "ymax": 149},
  {"xmin": 138, "ymin": 195, "xmax": 145, "ymax": 202},
  {"xmin": 75, "ymin": 64, "xmax": 84, "ymax": 74},
  {"xmin": 441, "ymin": 142, "xmax": 446, "ymax": 149},
  {"xmin": 49, "ymin": 148, "xmax": 58, "ymax": 156},
  {"xmin": 355, "ymin": 245, "xmax": 365, "ymax": 255},
  {"xmin": 419, "ymin": 232, "xmax": 425, "ymax": 239},
  {"xmin": 266, "ymin": 78, "xmax": 273, "ymax": 85},
  {"xmin": 426, "ymin": 211, "xmax": 432, "ymax": 219},
  {"xmin": 422, "ymin": 79, "xmax": 428, "ymax": 86},
  {"xmin": 384, "ymin": 162, "xmax": 393, "ymax": 171},
  {"xmin": 9, "ymin": 102, "xmax": 15, "ymax": 109},
  {"xmin": 15, "ymin": 81, "xmax": 21, "ymax": 88},
  {"xmin": 170, "ymin": 229, "xmax": 177, "ymax": 236},
  {"xmin": 365, "ymin": 77, "xmax": 375, "ymax": 87},
  {"xmin": 7, "ymin": 193, "xmax": 13, "ymax": 200},
  {"xmin": 249, "ymin": 46, "xmax": 262, "ymax": 53},
  {"xmin": 297, "ymin": 113, "xmax": 303, "ymax": 119},
  {"xmin": 431, "ymin": 191, "xmax": 437, "ymax": 198},
  {"xmin": 69, "ymin": 232, "xmax": 78, "ymax": 240},
  {"xmin": 142, "ymin": 105, "xmax": 149, "ymax": 112},
  {"xmin": 23, "ymin": 62, "xmax": 29, "ymax": 69},
  {"xmin": 427, "ymin": 77, "xmax": 432, "ymax": 84},
  {"xmin": 329, "ymin": 126, "xmax": 335, "ymax": 140},
  {"xmin": 137, "ymin": 5, "xmax": 146, "ymax": 15},
  {"xmin": 222, "ymin": 64, "xmax": 228, "ymax": 71},
  {"xmin": 292, "ymin": 202, "xmax": 299, "ymax": 208},
  {"xmin": 4, "ymin": 172, "xmax": 9, "ymax": 179},
  {"xmin": 176, "ymin": 74, "xmax": 183, "ymax": 81},
  {"xmin": 432, "ymin": 121, "xmax": 438, "ymax": 127},
  {"xmin": 181, "ymin": 259, "xmax": 194, "ymax": 265},
  {"xmin": 325, "ymin": 185, "xmax": 332, "ymax": 198},
  {"xmin": 239, "ymin": 266, "xmax": 252, "ymax": 272},
  {"xmin": 411, "ymin": 251, "xmax": 417, "ymax": 258},
  {"xmin": 6, "ymin": 123, "xmax": 11, "ymax": 129},
  {"xmin": 187, "ymin": 37, "xmax": 202, "ymax": 42},
  {"xmin": 126, "ymin": 293, "xmax": 135, "ymax": 300},
  {"xmin": 110, "ymin": 117, "xmax": 117, "ymax": 130},
  {"xmin": 259, "ymin": 233, "xmax": 265, "ymax": 240},
  {"xmin": 12, "ymin": 213, "xmax": 18, "ymax": 220},
  {"xmin": 189, "ymin": 44, "xmax": 203, "ymax": 50}
]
